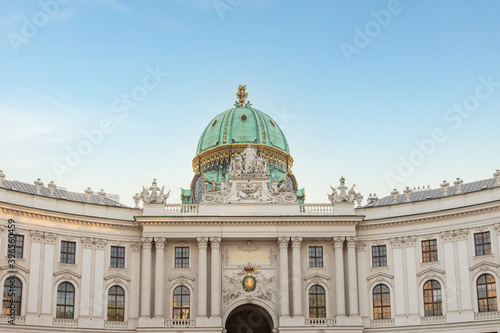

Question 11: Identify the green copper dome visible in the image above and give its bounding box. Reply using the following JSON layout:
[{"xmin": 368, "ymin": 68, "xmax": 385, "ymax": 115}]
[{"xmin": 196, "ymin": 107, "xmax": 290, "ymax": 155}]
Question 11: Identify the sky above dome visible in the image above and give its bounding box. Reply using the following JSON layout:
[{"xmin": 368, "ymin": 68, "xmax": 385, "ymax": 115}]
[{"xmin": 1, "ymin": 0, "xmax": 499, "ymax": 206}]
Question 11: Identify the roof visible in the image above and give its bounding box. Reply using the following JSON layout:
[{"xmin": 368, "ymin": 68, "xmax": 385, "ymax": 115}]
[
  {"xmin": 0, "ymin": 180, "xmax": 129, "ymax": 208},
  {"xmin": 365, "ymin": 178, "xmax": 498, "ymax": 208},
  {"xmin": 196, "ymin": 107, "xmax": 289, "ymax": 155}
]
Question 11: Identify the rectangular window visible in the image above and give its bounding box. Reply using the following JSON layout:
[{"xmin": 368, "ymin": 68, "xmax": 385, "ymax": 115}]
[
  {"xmin": 372, "ymin": 245, "xmax": 387, "ymax": 267},
  {"xmin": 422, "ymin": 239, "xmax": 438, "ymax": 262},
  {"xmin": 175, "ymin": 247, "xmax": 189, "ymax": 268},
  {"xmin": 14, "ymin": 235, "xmax": 24, "ymax": 258},
  {"xmin": 475, "ymin": 232, "xmax": 492, "ymax": 256},
  {"xmin": 309, "ymin": 246, "xmax": 324, "ymax": 268},
  {"xmin": 60, "ymin": 241, "xmax": 76, "ymax": 264},
  {"xmin": 110, "ymin": 246, "xmax": 125, "ymax": 268}
]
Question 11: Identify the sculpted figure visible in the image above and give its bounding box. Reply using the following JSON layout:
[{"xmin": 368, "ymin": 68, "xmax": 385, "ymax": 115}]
[
  {"xmin": 328, "ymin": 185, "xmax": 338, "ymax": 203},
  {"xmin": 348, "ymin": 184, "xmax": 357, "ymax": 202},
  {"xmin": 242, "ymin": 144, "xmax": 257, "ymax": 173},
  {"xmin": 270, "ymin": 176, "xmax": 280, "ymax": 194},
  {"xmin": 234, "ymin": 153, "xmax": 243, "ymax": 174},
  {"xmin": 255, "ymin": 153, "xmax": 267, "ymax": 173}
]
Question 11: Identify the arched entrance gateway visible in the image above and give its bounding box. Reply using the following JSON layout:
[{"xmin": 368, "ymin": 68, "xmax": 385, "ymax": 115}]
[{"xmin": 225, "ymin": 304, "xmax": 274, "ymax": 333}]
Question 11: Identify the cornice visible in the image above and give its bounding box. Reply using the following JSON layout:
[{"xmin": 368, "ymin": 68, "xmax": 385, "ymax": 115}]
[
  {"xmin": 0, "ymin": 201, "xmax": 140, "ymax": 231},
  {"xmin": 358, "ymin": 200, "xmax": 500, "ymax": 230},
  {"xmin": 135, "ymin": 215, "xmax": 363, "ymax": 226}
]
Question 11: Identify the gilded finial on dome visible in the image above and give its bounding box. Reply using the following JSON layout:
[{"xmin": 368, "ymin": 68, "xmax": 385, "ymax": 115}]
[{"xmin": 236, "ymin": 85, "xmax": 248, "ymax": 105}]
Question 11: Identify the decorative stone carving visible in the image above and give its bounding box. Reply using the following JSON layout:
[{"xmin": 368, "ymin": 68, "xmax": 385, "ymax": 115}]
[
  {"xmin": 132, "ymin": 193, "xmax": 140, "ymax": 208},
  {"xmin": 140, "ymin": 179, "xmax": 170, "ymax": 205},
  {"xmin": 197, "ymin": 236, "xmax": 208, "ymax": 249},
  {"xmin": 223, "ymin": 265, "xmax": 276, "ymax": 305},
  {"xmin": 455, "ymin": 228, "xmax": 469, "ymax": 240},
  {"xmin": 347, "ymin": 236, "xmax": 357, "ymax": 248},
  {"xmin": 97, "ymin": 189, "xmax": 106, "ymax": 203},
  {"xmin": 130, "ymin": 242, "xmax": 141, "ymax": 253},
  {"xmin": 356, "ymin": 193, "xmax": 364, "ymax": 207},
  {"xmin": 440, "ymin": 231, "xmax": 454, "ymax": 242},
  {"xmin": 48, "ymin": 181, "xmax": 57, "ymax": 196},
  {"xmin": 84, "ymin": 187, "xmax": 93, "ymax": 201},
  {"xmin": 0, "ymin": 170, "xmax": 5, "ymax": 186},
  {"xmin": 82, "ymin": 237, "xmax": 94, "ymax": 248},
  {"xmin": 228, "ymin": 144, "xmax": 270, "ymax": 178},
  {"xmin": 238, "ymin": 240, "xmax": 258, "ymax": 252},
  {"xmin": 291, "ymin": 236, "xmax": 303, "ymax": 248},
  {"xmin": 390, "ymin": 237, "xmax": 403, "ymax": 248},
  {"xmin": 328, "ymin": 176, "xmax": 361, "ymax": 203},
  {"xmin": 494, "ymin": 169, "xmax": 500, "ymax": 186},
  {"xmin": 30, "ymin": 230, "xmax": 43, "ymax": 242},
  {"xmin": 440, "ymin": 180, "xmax": 450, "ymax": 196},
  {"xmin": 211, "ymin": 236, "xmax": 221, "ymax": 249},
  {"xmin": 454, "ymin": 178, "xmax": 463, "ymax": 194},
  {"xmin": 44, "ymin": 232, "xmax": 57, "ymax": 244},
  {"xmin": 333, "ymin": 236, "xmax": 345, "ymax": 248},
  {"xmin": 155, "ymin": 237, "xmax": 166, "ymax": 249},
  {"xmin": 403, "ymin": 186, "xmax": 412, "ymax": 202},
  {"xmin": 95, "ymin": 238, "xmax": 107, "ymax": 250},
  {"xmin": 404, "ymin": 235, "xmax": 416, "ymax": 247},
  {"xmin": 367, "ymin": 193, "xmax": 379, "ymax": 205},
  {"xmin": 141, "ymin": 237, "xmax": 153, "ymax": 249},
  {"xmin": 390, "ymin": 189, "xmax": 399, "ymax": 204},
  {"xmin": 277, "ymin": 236, "xmax": 289, "ymax": 249},
  {"xmin": 356, "ymin": 240, "xmax": 367, "ymax": 252},
  {"xmin": 34, "ymin": 178, "xmax": 44, "ymax": 194}
]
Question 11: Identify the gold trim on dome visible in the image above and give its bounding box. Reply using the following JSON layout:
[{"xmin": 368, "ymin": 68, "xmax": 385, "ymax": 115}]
[
  {"xmin": 223, "ymin": 108, "xmax": 234, "ymax": 144},
  {"xmin": 253, "ymin": 108, "xmax": 266, "ymax": 143},
  {"xmin": 192, "ymin": 144, "xmax": 293, "ymax": 173}
]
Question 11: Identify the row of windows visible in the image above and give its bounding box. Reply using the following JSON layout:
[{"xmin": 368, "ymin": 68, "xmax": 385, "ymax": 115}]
[
  {"xmin": 9, "ymin": 237, "xmax": 190, "ymax": 269},
  {"xmin": 1, "ymin": 279, "xmax": 190, "ymax": 321},
  {"xmin": 372, "ymin": 231, "xmax": 494, "ymax": 267},
  {"xmin": 2, "ymin": 275, "xmax": 498, "ymax": 320}
]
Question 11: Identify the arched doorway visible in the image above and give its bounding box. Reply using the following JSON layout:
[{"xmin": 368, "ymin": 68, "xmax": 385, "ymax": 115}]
[{"xmin": 225, "ymin": 304, "xmax": 273, "ymax": 333}]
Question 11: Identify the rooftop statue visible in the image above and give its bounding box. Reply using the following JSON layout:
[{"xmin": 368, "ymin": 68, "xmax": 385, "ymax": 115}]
[
  {"xmin": 141, "ymin": 179, "xmax": 170, "ymax": 204},
  {"xmin": 228, "ymin": 144, "xmax": 270, "ymax": 178},
  {"xmin": 328, "ymin": 176, "xmax": 362, "ymax": 205}
]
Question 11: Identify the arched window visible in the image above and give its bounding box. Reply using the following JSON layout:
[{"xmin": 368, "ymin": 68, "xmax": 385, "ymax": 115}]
[
  {"xmin": 56, "ymin": 282, "xmax": 75, "ymax": 319},
  {"xmin": 2, "ymin": 277, "xmax": 22, "ymax": 316},
  {"xmin": 173, "ymin": 286, "xmax": 190, "ymax": 319},
  {"xmin": 423, "ymin": 280, "xmax": 442, "ymax": 316},
  {"xmin": 309, "ymin": 285, "xmax": 326, "ymax": 318},
  {"xmin": 477, "ymin": 274, "xmax": 498, "ymax": 312},
  {"xmin": 107, "ymin": 286, "xmax": 125, "ymax": 321},
  {"xmin": 373, "ymin": 284, "xmax": 390, "ymax": 319}
]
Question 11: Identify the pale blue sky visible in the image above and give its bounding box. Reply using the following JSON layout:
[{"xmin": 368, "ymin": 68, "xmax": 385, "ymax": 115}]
[{"xmin": 1, "ymin": 0, "xmax": 499, "ymax": 206}]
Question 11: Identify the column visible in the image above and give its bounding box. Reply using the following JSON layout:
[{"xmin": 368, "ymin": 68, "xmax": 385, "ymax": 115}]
[
  {"xmin": 347, "ymin": 237, "xmax": 358, "ymax": 316},
  {"xmin": 40, "ymin": 233, "xmax": 56, "ymax": 324},
  {"xmin": 456, "ymin": 229, "xmax": 473, "ymax": 315},
  {"xmin": 404, "ymin": 236, "xmax": 419, "ymax": 324},
  {"xmin": 211, "ymin": 237, "xmax": 222, "ymax": 318},
  {"xmin": 26, "ymin": 231, "xmax": 42, "ymax": 324},
  {"xmin": 441, "ymin": 231, "xmax": 459, "ymax": 316},
  {"xmin": 154, "ymin": 237, "xmax": 166, "ymax": 318},
  {"xmin": 93, "ymin": 239, "xmax": 106, "ymax": 322},
  {"xmin": 291, "ymin": 236, "xmax": 303, "ymax": 317},
  {"xmin": 391, "ymin": 238, "xmax": 406, "ymax": 324},
  {"xmin": 197, "ymin": 237, "xmax": 208, "ymax": 318},
  {"xmin": 333, "ymin": 236, "xmax": 345, "ymax": 317},
  {"xmin": 80, "ymin": 238, "xmax": 93, "ymax": 319},
  {"xmin": 356, "ymin": 241, "xmax": 368, "ymax": 318},
  {"xmin": 130, "ymin": 242, "xmax": 141, "ymax": 323},
  {"xmin": 140, "ymin": 237, "xmax": 153, "ymax": 318},
  {"xmin": 278, "ymin": 236, "xmax": 290, "ymax": 317}
]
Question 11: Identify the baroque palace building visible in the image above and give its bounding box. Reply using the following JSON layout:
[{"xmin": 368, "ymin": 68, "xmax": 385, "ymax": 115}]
[{"xmin": 1, "ymin": 86, "xmax": 500, "ymax": 333}]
